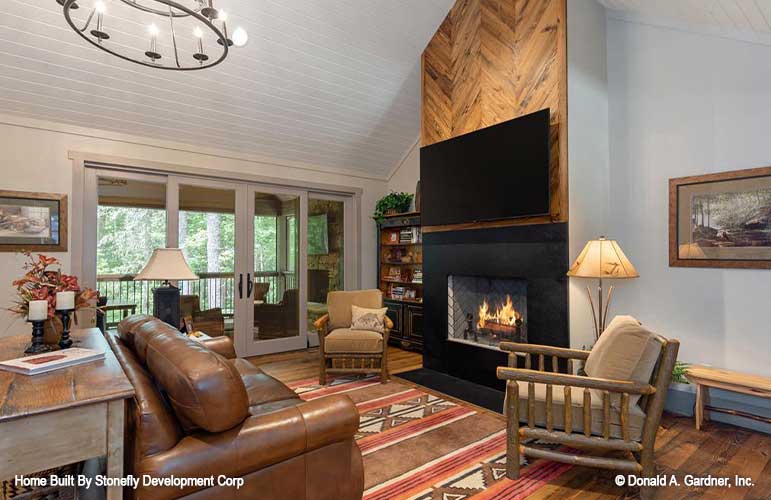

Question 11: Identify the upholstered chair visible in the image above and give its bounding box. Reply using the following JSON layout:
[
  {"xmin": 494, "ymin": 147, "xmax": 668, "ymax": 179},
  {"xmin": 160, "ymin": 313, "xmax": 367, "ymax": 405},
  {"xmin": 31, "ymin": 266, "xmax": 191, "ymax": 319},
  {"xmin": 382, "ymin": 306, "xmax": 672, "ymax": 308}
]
[
  {"xmin": 314, "ymin": 290, "xmax": 393, "ymax": 384},
  {"xmin": 496, "ymin": 316, "xmax": 679, "ymax": 499}
]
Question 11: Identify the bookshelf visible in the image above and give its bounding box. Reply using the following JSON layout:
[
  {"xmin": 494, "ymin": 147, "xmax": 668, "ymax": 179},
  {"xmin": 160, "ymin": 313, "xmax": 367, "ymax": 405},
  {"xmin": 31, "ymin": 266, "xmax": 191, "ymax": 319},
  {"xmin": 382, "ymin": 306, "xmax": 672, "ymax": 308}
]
[{"xmin": 377, "ymin": 212, "xmax": 423, "ymax": 352}]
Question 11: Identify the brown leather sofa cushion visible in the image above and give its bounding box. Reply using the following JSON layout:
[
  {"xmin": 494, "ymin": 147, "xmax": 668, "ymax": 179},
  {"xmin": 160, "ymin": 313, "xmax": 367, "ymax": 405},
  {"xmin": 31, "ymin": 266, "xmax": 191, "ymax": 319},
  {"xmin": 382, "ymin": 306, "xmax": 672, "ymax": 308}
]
[
  {"xmin": 106, "ymin": 331, "xmax": 184, "ymax": 458},
  {"xmin": 137, "ymin": 395, "xmax": 360, "ymax": 499},
  {"xmin": 134, "ymin": 324, "xmax": 250, "ymax": 433},
  {"xmin": 229, "ymin": 358, "xmax": 302, "ymax": 415},
  {"xmin": 117, "ymin": 314, "xmax": 156, "ymax": 349}
]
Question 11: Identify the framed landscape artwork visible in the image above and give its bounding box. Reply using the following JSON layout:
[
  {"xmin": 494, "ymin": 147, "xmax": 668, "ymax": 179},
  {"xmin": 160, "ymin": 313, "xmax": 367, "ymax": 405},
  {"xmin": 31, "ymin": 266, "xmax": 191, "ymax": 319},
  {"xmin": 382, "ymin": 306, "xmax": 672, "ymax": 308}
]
[
  {"xmin": 0, "ymin": 190, "xmax": 67, "ymax": 252},
  {"xmin": 669, "ymin": 166, "xmax": 771, "ymax": 269}
]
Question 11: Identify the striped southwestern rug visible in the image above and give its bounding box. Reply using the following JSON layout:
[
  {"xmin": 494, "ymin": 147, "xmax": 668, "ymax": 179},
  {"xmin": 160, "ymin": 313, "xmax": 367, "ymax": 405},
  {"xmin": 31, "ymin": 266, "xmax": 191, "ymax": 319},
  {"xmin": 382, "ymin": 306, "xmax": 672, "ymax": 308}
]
[{"xmin": 288, "ymin": 376, "xmax": 575, "ymax": 500}]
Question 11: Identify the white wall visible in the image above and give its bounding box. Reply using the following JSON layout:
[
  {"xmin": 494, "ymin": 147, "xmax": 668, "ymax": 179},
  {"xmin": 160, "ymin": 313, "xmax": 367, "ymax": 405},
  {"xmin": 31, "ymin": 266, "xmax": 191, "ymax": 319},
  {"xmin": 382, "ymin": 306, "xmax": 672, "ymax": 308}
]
[
  {"xmin": 567, "ymin": 0, "xmax": 610, "ymax": 349},
  {"xmin": 607, "ymin": 18, "xmax": 771, "ymax": 376},
  {"xmin": 0, "ymin": 114, "xmax": 387, "ymax": 337},
  {"xmin": 387, "ymin": 138, "xmax": 421, "ymax": 207}
]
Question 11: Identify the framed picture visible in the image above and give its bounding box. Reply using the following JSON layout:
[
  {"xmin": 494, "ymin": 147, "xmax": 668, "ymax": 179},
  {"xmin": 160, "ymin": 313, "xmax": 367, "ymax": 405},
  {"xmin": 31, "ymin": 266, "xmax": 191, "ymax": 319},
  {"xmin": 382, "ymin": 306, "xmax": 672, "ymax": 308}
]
[
  {"xmin": 0, "ymin": 190, "xmax": 67, "ymax": 252},
  {"xmin": 669, "ymin": 166, "xmax": 771, "ymax": 269}
]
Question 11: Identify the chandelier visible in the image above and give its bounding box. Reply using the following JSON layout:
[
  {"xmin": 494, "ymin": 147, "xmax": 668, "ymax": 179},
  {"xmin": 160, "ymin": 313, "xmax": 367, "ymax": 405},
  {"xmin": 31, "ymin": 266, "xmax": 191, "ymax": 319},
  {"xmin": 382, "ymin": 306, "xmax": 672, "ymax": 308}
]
[{"xmin": 59, "ymin": 0, "xmax": 248, "ymax": 70}]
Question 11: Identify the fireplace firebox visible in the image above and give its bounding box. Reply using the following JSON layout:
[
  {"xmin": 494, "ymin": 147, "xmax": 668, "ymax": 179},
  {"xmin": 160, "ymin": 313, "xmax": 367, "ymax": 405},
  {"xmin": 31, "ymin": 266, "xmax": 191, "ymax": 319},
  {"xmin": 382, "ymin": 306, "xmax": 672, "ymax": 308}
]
[{"xmin": 447, "ymin": 275, "xmax": 527, "ymax": 349}]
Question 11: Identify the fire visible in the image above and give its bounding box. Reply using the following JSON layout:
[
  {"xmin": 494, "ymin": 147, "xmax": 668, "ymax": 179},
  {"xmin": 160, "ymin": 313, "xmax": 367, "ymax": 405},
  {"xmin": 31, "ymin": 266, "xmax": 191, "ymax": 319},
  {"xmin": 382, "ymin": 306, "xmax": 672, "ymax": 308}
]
[{"xmin": 477, "ymin": 295, "xmax": 521, "ymax": 329}]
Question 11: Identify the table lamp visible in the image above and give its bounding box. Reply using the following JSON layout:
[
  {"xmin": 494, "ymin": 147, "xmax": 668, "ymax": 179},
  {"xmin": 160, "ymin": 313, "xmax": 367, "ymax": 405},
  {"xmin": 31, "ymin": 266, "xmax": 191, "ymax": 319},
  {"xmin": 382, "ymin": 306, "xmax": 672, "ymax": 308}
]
[
  {"xmin": 135, "ymin": 248, "xmax": 198, "ymax": 329},
  {"xmin": 567, "ymin": 236, "xmax": 639, "ymax": 340}
]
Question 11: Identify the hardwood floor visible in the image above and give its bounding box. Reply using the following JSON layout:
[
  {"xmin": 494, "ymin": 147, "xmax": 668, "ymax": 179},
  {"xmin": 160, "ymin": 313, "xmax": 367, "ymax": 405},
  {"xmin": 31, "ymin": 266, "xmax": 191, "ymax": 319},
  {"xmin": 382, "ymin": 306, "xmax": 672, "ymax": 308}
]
[{"xmin": 248, "ymin": 347, "xmax": 771, "ymax": 499}]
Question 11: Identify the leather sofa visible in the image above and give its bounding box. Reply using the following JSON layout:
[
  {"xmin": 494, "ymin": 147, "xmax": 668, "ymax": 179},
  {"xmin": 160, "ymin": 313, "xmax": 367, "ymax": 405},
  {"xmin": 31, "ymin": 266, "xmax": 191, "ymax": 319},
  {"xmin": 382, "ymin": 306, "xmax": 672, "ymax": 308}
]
[{"xmin": 108, "ymin": 315, "xmax": 363, "ymax": 500}]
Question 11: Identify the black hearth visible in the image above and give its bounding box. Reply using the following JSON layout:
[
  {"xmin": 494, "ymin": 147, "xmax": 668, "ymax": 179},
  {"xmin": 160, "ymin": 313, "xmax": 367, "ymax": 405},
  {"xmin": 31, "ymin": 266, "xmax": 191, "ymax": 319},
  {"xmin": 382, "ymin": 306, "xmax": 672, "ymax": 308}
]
[{"xmin": 422, "ymin": 223, "xmax": 569, "ymax": 391}]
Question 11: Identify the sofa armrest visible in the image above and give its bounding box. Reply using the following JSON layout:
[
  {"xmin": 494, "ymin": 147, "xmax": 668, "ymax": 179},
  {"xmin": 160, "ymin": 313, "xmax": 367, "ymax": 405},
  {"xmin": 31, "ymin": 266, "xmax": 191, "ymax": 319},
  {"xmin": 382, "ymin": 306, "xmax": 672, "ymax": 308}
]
[
  {"xmin": 200, "ymin": 336, "xmax": 237, "ymax": 359},
  {"xmin": 137, "ymin": 395, "xmax": 359, "ymax": 497}
]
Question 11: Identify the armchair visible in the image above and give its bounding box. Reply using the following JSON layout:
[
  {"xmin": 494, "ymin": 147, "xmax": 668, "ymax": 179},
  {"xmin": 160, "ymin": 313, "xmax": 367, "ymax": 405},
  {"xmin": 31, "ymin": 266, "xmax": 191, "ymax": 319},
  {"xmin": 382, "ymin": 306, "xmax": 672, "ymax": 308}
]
[
  {"xmin": 496, "ymin": 317, "xmax": 678, "ymax": 497},
  {"xmin": 315, "ymin": 290, "xmax": 393, "ymax": 384},
  {"xmin": 180, "ymin": 294, "xmax": 225, "ymax": 337}
]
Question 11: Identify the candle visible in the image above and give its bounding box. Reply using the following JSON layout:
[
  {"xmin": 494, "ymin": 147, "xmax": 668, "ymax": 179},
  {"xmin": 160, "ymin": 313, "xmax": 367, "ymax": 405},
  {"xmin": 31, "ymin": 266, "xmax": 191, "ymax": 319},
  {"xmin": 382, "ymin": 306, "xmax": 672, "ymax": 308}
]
[
  {"xmin": 28, "ymin": 300, "xmax": 48, "ymax": 321},
  {"xmin": 56, "ymin": 291, "xmax": 76, "ymax": 311}
]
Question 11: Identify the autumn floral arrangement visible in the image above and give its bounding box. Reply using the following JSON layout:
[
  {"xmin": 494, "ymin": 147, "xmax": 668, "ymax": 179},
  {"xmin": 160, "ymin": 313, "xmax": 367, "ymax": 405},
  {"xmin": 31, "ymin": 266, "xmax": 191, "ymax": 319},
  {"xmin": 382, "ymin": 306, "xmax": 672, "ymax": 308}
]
[{"xmin": 9, "ymin": 252, "xmax": 98, "ymax": 322}]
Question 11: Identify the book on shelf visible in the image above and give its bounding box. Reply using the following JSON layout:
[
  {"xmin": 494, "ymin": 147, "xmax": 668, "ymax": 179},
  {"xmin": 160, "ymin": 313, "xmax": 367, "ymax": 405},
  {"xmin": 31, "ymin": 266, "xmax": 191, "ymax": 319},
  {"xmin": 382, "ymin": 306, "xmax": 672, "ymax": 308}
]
[
  {"xmin": 0, "ymin": 347, "xmax": 105, "ymax": 376},
  {"xmin": 398, "ymin": 227, "xmax": 422, "ymax": 244}
]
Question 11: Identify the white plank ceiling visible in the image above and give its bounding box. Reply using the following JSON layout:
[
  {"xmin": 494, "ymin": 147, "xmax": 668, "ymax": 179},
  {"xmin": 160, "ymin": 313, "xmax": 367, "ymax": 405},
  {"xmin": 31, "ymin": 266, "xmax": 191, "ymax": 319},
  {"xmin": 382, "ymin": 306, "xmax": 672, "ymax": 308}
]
[
  {"xmin": 600, "ymin": 0, "xmax": 771, "ymax": 40},
  {"xmin": 0, "ymin": 0, "xmax": 454, "ymax": 178}
]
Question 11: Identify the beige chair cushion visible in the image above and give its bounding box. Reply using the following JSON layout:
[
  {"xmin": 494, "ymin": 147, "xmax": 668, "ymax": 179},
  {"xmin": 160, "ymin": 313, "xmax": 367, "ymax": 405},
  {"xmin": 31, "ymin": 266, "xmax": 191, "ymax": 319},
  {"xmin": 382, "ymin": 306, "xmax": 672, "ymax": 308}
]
[
  {"xmin": 507, "ymin": 381, "xmax": 646, "ymax": 441},
  {"xmin": 585, "ymin": 315, "xmax": 662, "ymax": 406},
  {"xmin": 350, "ymin": 305, "xmax": 387, "ymax": 334},
  {"xmin": 327, "ymin": 289, "xmax": 383, "ymax": 330},
  {"xmin": 324, "ymin": 328, "xmax": 384, "ymax": 354}
]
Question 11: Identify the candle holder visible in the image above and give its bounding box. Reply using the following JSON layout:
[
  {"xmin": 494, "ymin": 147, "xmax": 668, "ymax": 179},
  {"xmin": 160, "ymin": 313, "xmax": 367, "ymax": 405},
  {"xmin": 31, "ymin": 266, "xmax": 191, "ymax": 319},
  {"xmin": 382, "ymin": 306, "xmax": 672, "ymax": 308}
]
[
  {"xmin": 57, "ymin": 309, "xmax": 75, "ymax": 349},
  {"xmin": 25, "ymin": 320, "xmax": 52, "ymax": 354}
]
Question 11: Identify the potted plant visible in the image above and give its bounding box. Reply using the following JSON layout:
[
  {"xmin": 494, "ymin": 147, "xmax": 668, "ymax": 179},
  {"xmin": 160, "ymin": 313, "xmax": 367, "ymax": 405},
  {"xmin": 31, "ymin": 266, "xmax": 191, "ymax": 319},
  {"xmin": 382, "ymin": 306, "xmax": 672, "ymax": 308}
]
[
  {"xmin": 374, "ymin": 192, "xmax": 414, "ymax": 223},
  {"xmin": 9, "ymin": 252, "xmax": 98, "ymax": 343}
]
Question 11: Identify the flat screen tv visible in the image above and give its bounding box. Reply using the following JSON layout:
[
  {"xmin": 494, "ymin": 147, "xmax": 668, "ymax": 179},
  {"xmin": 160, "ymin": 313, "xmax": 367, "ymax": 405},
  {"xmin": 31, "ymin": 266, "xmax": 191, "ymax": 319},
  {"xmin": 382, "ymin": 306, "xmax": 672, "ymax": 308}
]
[{"xmin": 420, "ymin": 108, "xmax": 550, "ymax": 226}]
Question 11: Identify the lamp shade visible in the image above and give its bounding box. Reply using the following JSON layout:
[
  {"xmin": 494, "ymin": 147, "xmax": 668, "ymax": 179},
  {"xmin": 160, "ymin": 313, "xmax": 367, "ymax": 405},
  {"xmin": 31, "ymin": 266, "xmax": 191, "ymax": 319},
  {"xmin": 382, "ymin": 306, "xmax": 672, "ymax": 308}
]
[
  {"xmin": 134, "ymin": 248, "xmax": 198, "ymax": 281},
  {"xmin": 567, "ymin": 237, "xmax": 639, "ymax": 279}
]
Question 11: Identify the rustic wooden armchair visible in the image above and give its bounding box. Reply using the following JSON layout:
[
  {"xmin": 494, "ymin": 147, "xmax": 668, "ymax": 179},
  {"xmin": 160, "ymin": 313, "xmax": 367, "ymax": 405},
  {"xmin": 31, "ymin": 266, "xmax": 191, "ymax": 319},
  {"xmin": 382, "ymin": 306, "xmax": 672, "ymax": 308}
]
[
  {"xmin": 496, "ymin": 317, "xmax": 679, "ymax": 496},
  {"xmin": 314, "ymin": 290, "xmax": 394, "ymax": 384}
]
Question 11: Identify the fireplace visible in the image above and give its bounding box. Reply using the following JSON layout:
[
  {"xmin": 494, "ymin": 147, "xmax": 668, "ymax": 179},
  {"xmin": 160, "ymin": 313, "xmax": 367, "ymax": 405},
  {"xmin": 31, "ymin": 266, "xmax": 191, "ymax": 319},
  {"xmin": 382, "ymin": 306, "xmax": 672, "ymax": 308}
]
[
  {"xmin": 447, "ymin": 275, "xmax": 527, "ymax": 349},
  {"xmin": 422, "ymin": 223, "xmax": 569, "ymax": 390}
]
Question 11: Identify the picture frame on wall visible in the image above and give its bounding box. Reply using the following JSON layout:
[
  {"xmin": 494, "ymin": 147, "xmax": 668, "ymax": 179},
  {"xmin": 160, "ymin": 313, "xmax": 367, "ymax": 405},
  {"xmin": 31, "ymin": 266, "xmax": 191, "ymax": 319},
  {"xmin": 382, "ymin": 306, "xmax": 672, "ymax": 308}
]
[
  {"xmin": 0, "ymin": 190, "xmax": 67, "ymax": 252},
  {"xmin": 669, "ymin": 166, "xmax": 771, "ymax": 269}
]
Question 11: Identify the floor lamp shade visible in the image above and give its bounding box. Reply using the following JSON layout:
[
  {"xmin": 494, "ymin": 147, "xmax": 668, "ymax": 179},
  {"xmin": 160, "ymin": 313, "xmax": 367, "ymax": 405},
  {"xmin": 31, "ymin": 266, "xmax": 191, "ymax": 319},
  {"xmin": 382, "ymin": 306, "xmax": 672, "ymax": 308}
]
[
  {"xmin": 567, "ymin": 238, "xmax": 639, "ymax": 279},
  {"xmin": 135, "ymin": 249, "xmax": 198, "ymax": 329},
  {"xmin": 567, "ymin": 237, "xmax": 639, "ymax": 339}
]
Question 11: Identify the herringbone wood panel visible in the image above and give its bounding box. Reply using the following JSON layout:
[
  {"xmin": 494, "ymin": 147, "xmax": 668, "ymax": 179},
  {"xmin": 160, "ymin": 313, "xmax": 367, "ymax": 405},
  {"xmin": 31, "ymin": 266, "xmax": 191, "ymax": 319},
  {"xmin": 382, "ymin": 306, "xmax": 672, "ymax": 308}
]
[{"xmin": 421, "ymin": 0, "xmax": 568, "ymax": 227}]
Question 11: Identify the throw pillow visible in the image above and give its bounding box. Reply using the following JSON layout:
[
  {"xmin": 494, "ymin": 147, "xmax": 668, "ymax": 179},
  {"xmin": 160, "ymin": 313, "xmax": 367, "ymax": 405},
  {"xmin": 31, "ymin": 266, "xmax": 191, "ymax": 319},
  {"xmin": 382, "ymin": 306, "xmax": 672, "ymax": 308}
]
[{"xmin": 350, "ymin": 305, "xmax": 388, "ymax": 334}]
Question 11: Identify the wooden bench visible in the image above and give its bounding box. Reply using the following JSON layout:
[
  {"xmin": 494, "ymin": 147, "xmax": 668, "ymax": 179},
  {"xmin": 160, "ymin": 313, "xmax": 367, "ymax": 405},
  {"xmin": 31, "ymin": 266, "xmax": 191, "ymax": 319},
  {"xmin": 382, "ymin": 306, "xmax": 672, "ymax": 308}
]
[{"xmin": 686, "ymin": 365, "xmax": 771, "ymax": 430}]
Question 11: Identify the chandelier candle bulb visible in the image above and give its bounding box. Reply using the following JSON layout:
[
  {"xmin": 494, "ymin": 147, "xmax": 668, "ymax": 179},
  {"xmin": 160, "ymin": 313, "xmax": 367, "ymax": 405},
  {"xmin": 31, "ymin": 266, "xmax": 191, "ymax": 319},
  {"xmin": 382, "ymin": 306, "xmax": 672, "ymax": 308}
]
[{"xmin": 232, "ymin": 27, "xmax": 248, "ymax": 47}]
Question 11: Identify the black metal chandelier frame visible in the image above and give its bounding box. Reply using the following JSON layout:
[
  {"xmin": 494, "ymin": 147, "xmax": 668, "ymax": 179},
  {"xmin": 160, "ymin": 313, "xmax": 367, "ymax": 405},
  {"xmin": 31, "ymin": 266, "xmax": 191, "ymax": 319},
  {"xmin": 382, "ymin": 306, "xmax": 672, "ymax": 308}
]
[{"xmin": 61, "ymin": 0, "xmax": 229, "ymax": 71}]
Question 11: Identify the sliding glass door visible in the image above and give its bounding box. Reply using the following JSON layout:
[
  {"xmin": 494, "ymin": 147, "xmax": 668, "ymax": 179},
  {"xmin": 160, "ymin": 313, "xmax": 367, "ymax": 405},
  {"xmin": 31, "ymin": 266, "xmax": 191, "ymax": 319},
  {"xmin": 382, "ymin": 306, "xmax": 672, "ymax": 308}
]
[
  {"xmin": 239, "ymin": 186, "xmax": 307, "ymax": 356},
  {"xmin": 84, "ymin": 165, "xmax": 355, "ymax": 356}
]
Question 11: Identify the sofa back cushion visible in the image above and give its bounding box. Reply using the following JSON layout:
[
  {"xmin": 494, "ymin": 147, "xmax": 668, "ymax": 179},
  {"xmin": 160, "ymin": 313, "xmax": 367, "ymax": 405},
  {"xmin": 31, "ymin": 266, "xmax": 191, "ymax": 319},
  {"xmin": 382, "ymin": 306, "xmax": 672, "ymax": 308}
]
[
  {"xmin": 117, "ymin": 314, "xmax": 156, "ymax": 350},
  {"xmin": 132, "ymin": 319, "xmax": 250, "ymax": 433},
  {"xmin": 106, "ymin": 330, "xmax": 183, "ymax": 460},
  {"xmin": 585, "ymin": 315, "xmax": 662, "ymax": 406},
  {"xmin": 327, "ymin": 290, "xmax": 383, "ymax": 330}
]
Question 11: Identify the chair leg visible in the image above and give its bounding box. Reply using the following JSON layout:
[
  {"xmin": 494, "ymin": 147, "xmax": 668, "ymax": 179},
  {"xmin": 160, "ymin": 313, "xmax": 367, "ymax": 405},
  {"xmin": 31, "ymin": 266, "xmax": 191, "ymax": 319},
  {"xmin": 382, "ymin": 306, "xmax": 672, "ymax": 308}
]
[
  {"xmin": 639, "ymin": 448, "xmax": 656, "ymax": 500},
  {"xmin": 380, "ymin": 355, "xmax": 388, "ymax": 383},
  {"xmin": 506, "ymin": 382, "xmax": 520, "ymax": 479},
  {"xmin": 319, "ymin": 353, "xmax": 327, "ymax": 385}
]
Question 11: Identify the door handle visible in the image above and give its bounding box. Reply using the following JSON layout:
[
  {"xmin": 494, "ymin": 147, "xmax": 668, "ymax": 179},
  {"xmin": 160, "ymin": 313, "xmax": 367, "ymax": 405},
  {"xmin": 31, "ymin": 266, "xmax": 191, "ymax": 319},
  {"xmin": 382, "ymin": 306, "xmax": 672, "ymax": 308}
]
[
  {"xmin": 247, "ymin": 273, "xmax": 253, "ymax": 298},
  {"xmin": 238, "ymin": 273, "xmax": 243, "ymax": 299}
]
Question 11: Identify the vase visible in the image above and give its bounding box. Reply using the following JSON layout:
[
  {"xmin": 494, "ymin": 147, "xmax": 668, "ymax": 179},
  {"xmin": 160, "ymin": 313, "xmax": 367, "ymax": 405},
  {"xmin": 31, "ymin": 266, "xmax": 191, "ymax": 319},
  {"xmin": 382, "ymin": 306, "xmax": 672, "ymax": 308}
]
[{"xmin": 43, "ymin": 316, "xmax": 64, "ymax": 345}]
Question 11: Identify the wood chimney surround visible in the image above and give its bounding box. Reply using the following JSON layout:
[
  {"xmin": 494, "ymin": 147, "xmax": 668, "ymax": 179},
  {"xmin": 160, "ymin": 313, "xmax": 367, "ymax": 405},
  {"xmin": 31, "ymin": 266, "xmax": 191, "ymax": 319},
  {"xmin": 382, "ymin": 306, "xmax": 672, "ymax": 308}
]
[{"xmin": 421, "ymin": 0, "xmax": 568, "ymax": 232}]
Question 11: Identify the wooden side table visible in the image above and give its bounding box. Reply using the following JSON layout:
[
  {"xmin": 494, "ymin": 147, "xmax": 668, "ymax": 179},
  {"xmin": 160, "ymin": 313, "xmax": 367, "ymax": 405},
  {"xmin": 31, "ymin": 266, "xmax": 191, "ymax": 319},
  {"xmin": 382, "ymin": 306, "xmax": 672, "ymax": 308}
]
[
  {"xmin": 686, "ymin": 365, "xmax": 771, "ymax": 430},
  {"xmin": 0, "ymin": 328, "xmax": 134, "ymax": 500}
]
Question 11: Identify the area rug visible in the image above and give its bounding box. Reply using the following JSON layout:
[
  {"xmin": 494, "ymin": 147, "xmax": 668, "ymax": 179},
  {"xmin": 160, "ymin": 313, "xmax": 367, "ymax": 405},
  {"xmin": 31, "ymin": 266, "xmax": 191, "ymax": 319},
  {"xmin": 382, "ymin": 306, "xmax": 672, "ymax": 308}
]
[{"xmin": 288, "ymin": 376, "xmax": 575, "ymax": 500}]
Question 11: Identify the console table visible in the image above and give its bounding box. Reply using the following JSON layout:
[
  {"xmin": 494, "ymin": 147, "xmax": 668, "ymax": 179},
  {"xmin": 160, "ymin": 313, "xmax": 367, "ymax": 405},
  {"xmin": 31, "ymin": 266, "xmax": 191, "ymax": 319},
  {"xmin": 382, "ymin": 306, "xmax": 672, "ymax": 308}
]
[
  {"xmin": 0, "ymin": 328, "xmax": 134, "ymax": 500},
  {"xmin": 686, "ymin": 365, "xmax": 771, "ymax": 430}
]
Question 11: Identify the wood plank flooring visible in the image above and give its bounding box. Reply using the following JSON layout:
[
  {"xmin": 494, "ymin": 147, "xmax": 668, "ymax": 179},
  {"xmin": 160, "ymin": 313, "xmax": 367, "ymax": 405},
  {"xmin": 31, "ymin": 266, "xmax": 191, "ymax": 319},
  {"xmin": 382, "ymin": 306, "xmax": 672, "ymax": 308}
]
[{"xmin": 247, "ymin": 347, "xmax": 771, "ymax": 499}]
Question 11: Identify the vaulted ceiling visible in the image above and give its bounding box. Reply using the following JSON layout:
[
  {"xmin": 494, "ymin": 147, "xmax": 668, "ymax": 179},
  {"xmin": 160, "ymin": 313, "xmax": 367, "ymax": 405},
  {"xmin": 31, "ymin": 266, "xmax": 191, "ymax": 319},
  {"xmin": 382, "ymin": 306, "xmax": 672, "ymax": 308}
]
[
  {"xmin": 0, "ymin": 0, "xmax": 454, "ymax": 178},
  {"xmin": 600, "ymin": 0, "xmax": 771, "ymax": 42}
]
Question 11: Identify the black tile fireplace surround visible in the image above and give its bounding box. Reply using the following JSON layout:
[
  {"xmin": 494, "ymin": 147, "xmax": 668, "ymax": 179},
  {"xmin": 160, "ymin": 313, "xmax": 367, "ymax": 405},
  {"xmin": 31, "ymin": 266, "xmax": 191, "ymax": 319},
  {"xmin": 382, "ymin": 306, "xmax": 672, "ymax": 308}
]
[{"xmin": 422, "ymin": 222, "xmax": 569, "ymax": 391}]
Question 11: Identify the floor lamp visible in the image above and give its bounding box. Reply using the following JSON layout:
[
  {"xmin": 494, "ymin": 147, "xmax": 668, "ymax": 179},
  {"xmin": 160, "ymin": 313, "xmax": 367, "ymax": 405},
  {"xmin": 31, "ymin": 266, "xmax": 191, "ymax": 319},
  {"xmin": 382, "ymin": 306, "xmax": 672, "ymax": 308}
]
[
  {"xmin": 567, "ymin": 237, "xmax": 639, "ymax": 341},
  {"xmin": 135, "ymin": 248, "xmax": 198, "ymax": 330}
]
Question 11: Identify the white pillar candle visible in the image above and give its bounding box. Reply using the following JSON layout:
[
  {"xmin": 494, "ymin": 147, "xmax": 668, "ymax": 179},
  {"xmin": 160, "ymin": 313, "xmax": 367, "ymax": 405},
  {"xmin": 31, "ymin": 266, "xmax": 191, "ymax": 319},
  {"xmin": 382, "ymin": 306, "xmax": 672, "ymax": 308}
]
[
  {"xmin": 28, "ymin": 300, "xmax": 48, "ymax": 321},
  {"xmin": 56, "ymin": 291, "xmax": 76, "ymax": 311}
]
